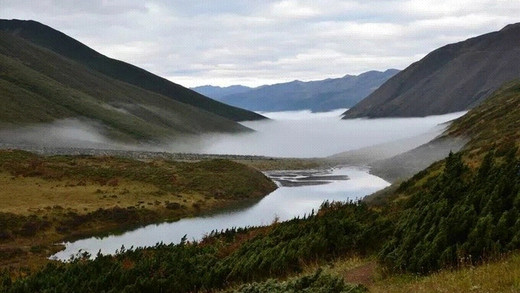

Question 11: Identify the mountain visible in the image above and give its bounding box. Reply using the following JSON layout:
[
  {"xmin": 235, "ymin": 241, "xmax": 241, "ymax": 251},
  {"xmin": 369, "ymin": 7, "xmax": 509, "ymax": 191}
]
[
  {"xmin": 0, "ymin": 28, "xmax": 251, "ymax": 143},
  {"xmin": 193, "ymin": 69, "xmax": 399, "ymax": 112},
  {"xmin": 0, "ymin": 19, "xmax": 264, "ymax": 122},
  {"xmin": 191, "ymin": 85, "xmax": 252, "ymax": 100},
  {"xmin": 343, "ymin": 23, "xmax": 520, "ymax": 118}
]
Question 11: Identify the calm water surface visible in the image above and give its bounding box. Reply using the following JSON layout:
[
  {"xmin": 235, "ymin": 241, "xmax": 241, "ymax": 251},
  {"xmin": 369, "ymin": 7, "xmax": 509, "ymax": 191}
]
[{"xmin": 52, "ymin": 167, "xmax": 389, "ymax": 260}]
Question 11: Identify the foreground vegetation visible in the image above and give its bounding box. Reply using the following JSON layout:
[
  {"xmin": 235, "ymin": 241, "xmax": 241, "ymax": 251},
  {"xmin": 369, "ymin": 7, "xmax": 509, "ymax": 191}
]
[
  {"xmin": 371, "ymin": 253, "xmax": 520, "ymax": 292},
  {"xmin": 226, "ymin": 269, "xmax": 367, "ymax": 293},
  {"xmin": 1, "ymin": 144, "xmax": 517, "ymax": 292},
  {"xmin": 380, "ymin": 148, "xmax": 520, "ymax": 273},
  {"xmin": 0, "ymin": 150, "xmax": 276, "ymax": 268},
  {"xmin": 0, "ymin": 201, "xmax": 386, "ymax": 292}
]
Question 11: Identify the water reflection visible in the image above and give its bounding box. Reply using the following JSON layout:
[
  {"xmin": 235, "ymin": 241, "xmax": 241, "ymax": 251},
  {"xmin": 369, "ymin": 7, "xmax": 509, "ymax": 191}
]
[{"xmin": 51, "ymin": 167, "xmax": 389, "ymax": 260}]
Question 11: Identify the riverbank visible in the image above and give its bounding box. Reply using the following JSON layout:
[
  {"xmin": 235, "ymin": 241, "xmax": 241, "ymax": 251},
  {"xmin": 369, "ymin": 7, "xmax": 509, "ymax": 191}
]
[
  {"xmin": 52, "ymin": 167, "xmax": 388, "ymax": 259},
  {"xmin": 0, "ymin": 149, "xmax": 276, "ymax": 269},
  {"xmin": 0, "ymin": 143, "xmax": 325, "ymax": 171}
]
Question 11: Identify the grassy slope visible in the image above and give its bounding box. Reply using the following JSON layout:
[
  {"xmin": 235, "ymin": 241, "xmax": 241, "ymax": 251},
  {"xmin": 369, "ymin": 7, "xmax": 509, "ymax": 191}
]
[
  {"xmin": 0, "ymin": 19, "xmax": 264, "ymax": 122},
  {"xmin": 443, "ymin": 79, "xmax": 520, "ymax": 158},
  {"xmin": 0, "ymin": 31, "xmax": 251, "ymax": 142},
  {"xmin": 365, "ymin": 80, "xmax": 520, "ymax": 206},
  {"xmin": 369, "ymin": 253, "xmax": 520, "ymax": 292},
  {"xmin": 348, "ymin": 81, "xmax": 520, "ymax": 292},
  {"xmin": 303, "ymin": 252, "xmax": 520, "ymax": 293},
  {"xmin": 0, "ymin": 150, "xmax": 276, "ymax": 268}
]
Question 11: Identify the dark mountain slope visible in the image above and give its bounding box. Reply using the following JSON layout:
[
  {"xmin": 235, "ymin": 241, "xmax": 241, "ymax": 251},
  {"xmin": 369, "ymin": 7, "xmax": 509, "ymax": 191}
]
[
  {"xmin": 343, "ymin": 23, "xmax": 520, "ymax": 118},
  {"xmin": 0, "ymin": 31, "xmax": 249, "ymax": 143},
  {"xmin": 199, "ymin": 69, "xmax": 398, "ymax": 112},
  {"xmin": 0, "ymin": 19, "xmax": 264, "ymax": 121}
]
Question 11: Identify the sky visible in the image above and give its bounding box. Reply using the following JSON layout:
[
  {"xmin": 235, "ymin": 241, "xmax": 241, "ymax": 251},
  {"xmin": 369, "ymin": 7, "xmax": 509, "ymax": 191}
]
[{"xmin": 1, "ymin": 0, "xmax": 519, "ymax": 87}]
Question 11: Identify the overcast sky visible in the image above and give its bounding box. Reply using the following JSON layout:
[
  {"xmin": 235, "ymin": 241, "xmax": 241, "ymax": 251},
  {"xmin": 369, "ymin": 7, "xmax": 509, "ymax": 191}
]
[{"xmin": 1, "ymin": 1, "xmax": 519, "ymax": 87}]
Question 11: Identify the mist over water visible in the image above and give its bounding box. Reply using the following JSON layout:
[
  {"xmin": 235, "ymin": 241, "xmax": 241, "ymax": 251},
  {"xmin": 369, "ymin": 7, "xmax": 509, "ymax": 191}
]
[
  {"xmin": 0, "ymin": 110, "xmax": 467, "ymax": 158},
  {"xmin": 174, "ymin": 109, "xmax": 467, "ymax": 158}
]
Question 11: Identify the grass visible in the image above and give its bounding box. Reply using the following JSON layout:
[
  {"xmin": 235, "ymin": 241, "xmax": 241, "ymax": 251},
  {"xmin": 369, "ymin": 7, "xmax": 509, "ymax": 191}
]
[
  {"xmin": 0, "ymin": 173, "xmax": 202, "ymax": 215},
  {"xmin": 369, "ymin": 253, "xmax": 520, "ymax": 292},
  {"xmin": 234, "ymin": 157, "xmax": 324, "ymax": 171},
  {"xmin": 280, "ymin": 252, "xmax": 520, "ymax": 293},
  {"xmin": 0, "ymin": 149, "xmax": 276, "ymax": 269},
  {"xmin": 444, "ymin": 80, "xmax": 520, "ymax": 160}
]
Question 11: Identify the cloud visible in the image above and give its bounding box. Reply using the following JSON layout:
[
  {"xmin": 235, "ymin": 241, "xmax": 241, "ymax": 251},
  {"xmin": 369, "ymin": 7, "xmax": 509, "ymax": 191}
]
[{"xmin": 1, "ymin": 0, "xmax": 518, "ymax": 87}]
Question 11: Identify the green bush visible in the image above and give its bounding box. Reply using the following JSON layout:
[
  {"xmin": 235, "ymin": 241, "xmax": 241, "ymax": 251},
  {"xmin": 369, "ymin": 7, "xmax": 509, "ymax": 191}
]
[{"xmin": 380, "ymin": 149, "xmax": 520, "ymax": 273}]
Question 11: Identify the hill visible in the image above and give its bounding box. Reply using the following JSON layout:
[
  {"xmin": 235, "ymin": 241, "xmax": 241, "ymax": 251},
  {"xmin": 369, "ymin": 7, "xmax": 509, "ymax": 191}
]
[
  {"xmin": 194, "ymin": 69, "xmax": 398, "ymax": 112},
  {"xmin": 368, "ymin": 79, "xmax": 520, "ymax": 182},
  {"xmin": 0, "ymin": 150, "xmax": 276, "ymax": 268},
  {"xmin": 0, "ymin": 19, "xmax": 264, "ymax": 122},
  {"xmin": 343, "ymin": 23, "xmax": 520, "ymax": 118},
  {"xmin": 0, "ymin": 29, "xmax": 252, "ymax": 143},
  {"xmin": 443, "ymin": 80, "xmax": 520, "ymax": 156}
]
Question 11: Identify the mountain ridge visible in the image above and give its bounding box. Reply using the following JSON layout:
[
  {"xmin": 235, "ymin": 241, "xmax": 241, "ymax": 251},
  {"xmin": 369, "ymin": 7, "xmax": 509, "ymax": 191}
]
[
  {"xmin": 193, "ymin": 69, "xmax": 399, "ymax": 112},
  {"xmin": 0, "ymin": 29, "xmax": 251, "ymax": 144},
  {"xmin": 0, "ymin": 19, "xmax": 265, "ymax": 122},
  {"xmin": 343, "ymin": 23, "xmax": 520, "ymax": 118}
]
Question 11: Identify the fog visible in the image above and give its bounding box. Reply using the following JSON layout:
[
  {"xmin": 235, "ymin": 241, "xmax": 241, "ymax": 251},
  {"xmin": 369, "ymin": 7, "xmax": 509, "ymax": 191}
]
[
  {"xmin": 369, "ymin": 136, "xmax": 469, "ymax": 182},
  {"xmin": 0, "ymin": 111, "xmax": 467, "ymax": 159},
  {"xmin": 168, "ymin": 109, "xmax": 467, "ymax": 158},
  {"xmin": 0, "ymin": 119, "xmax": 128, "ymax": 150}
]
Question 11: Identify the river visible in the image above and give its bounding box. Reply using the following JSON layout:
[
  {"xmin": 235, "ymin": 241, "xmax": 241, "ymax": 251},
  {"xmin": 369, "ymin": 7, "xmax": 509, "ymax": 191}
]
[{"xmin": 52, "ymin": 167, "xmax": 389, "ymax": 260}]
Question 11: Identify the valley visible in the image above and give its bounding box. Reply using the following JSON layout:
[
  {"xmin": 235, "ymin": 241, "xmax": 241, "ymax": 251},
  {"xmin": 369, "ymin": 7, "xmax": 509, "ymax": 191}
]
[{"xmin": 0, "ymin": 11, "xmax": 520, "ymax": 293}]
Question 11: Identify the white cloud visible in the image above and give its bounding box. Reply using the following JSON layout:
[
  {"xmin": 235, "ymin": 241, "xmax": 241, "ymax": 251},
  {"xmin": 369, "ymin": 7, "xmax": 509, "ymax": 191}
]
[
  {"xmin": 269, "ymin": 0, "xmax": 322, "ymax": 19},
  {"xmin": 0, "ymin": 0, "xmax": 518, "ymax": 87}
]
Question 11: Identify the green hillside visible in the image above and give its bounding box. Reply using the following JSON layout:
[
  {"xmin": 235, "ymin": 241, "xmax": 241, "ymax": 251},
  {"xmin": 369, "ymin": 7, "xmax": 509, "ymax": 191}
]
[
  {"xmin": 0, "ymin": 19, "xmax": 265, "ymax": 122},
  {"xmin": 0, "ymin": 31, "xmax": 250, "ymax": 142},
  {"xmin": 443, "ymin": 80, "xmax": 520, "ymax": 157}
]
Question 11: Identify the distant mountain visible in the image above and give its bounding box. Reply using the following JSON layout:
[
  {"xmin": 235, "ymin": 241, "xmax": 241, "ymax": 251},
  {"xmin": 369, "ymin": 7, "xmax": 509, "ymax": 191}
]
[
  {"xmin": 193, "ymin": 70, "xmax": 399, "ymax": 112},
  {"xmin": 0, "ymin": 24, "xmax": 252, "ymax": 143},
  {"xmin": 191, "ymin": 85, "xmax": 252, "ymax": 100},
  {"xmin": 0, "ymin": 19, "xmax": 264, "ymax": 122},
  {"xmin": 343, "ymin": 23, "xmax": 520, "ymax": 118}
]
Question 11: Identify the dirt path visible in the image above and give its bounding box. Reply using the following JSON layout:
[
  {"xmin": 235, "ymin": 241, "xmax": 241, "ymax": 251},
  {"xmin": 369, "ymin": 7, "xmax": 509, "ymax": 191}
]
[{"xmin": 343, "ymin": 261, "xmax": 378, "ymax": 286}]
